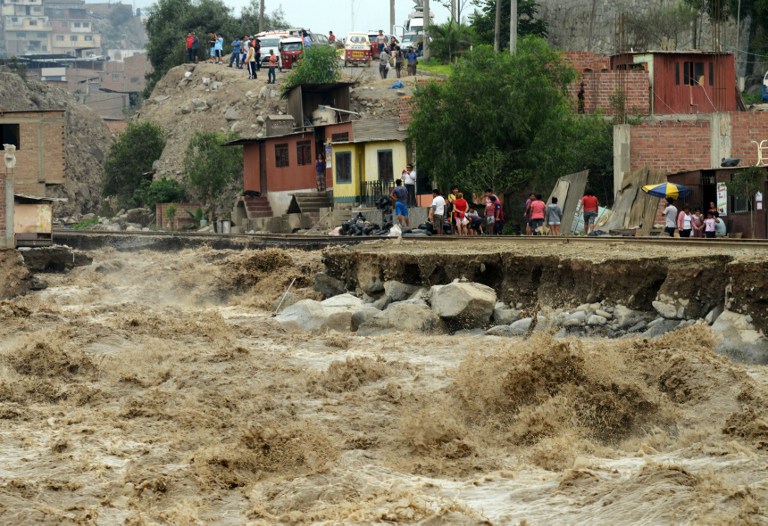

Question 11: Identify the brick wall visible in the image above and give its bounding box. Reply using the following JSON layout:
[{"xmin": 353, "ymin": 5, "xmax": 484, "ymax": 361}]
[
  {"xmin": 629, "ymin": 120, "xmax": 711, "ymax": 174},
  {"xmin": 729, "ymin": 112, "xmax": 768, "ymax": 167},
  {"xmin": 563, "ymin": 51, "xmax": 610, "ymax": 73},
  {"xmin": 0, "ymin": 111, "xmax": 65, "ymax": 196},
  {"xmin": 399, "ymin": 96, "xmax": 413, "ymax": 126},
  {"xmin": 568, "ymin": 70, "xmax": 650, "ymax": 115},
  {"xmin": 0, "ymin": 172, "xmax": 5, "ymax": 248}
]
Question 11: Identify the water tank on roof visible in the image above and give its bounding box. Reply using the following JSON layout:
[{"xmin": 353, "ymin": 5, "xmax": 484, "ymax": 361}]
[{"xmin": 312, "ymin": 107, "xmax": 334, "ymax": 126}]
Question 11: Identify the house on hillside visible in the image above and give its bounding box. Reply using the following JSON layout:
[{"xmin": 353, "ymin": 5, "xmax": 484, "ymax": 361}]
[
  {"xmin": 327, "ymin": 119, "xmax": 409, "ymax": 206},
  {"xmin": 566, "ymin": 50, "xmax": 738, "ymax": 116}
]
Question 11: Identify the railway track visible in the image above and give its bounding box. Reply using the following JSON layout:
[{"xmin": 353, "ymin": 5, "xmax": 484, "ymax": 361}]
[{"xmin": 52, "ymin": 229, "xmax": 768, "ymax": 251}]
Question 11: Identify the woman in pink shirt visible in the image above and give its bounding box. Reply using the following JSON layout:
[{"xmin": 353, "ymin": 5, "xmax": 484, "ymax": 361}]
[{"xmin": 529, "ymin": 193, "xmax": 547, "ymax": 235}]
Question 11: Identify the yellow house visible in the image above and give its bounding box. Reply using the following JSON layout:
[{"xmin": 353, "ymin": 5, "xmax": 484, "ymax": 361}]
[{"xmin": 330, "ymin": 119, "xmax": 408, "ymax": 205}]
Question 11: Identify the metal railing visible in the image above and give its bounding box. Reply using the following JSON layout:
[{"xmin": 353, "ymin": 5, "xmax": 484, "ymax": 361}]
[{"xmin": 360, "ymin": 180, "xmax": 395, "ymax": 207}]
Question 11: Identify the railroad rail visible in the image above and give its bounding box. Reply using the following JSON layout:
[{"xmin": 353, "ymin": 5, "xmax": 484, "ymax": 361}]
[{"xmin": 52, "ymin": 229, "xmax": 768, "ymax": 252}]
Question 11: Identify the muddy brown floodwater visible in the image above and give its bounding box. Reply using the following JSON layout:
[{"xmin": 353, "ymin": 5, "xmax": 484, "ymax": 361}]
[{"xmin": 1, "ymin": 246, "xmax": 767, "ymax": 525}]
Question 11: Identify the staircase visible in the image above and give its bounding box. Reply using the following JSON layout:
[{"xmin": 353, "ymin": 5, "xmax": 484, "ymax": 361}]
[
  {"xmin": 287, "ymin": 191, "xmax": 333, "ymax": 215},
  {"xmin": 243, "ymin": 195, "xmax": 273, "ymax": 219}
]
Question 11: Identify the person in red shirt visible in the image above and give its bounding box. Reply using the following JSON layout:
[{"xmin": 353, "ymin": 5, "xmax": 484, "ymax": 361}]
[
  {"xmin": 529, "ymin": 193, "xmax": 547, "ymax": 235},
  {"xmin": 452, "ymin": 192, "xmax": 469, "ymax": 236},
  {"xmin": 185, "ymin": 32, "xmax": 195, "ymax": 63},
  {"xmin": 581, "ymin": 189, "xmax": 599, "ymax": 235}
]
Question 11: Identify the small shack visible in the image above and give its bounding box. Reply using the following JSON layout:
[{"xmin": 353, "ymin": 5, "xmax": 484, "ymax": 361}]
[
  {"xmin": 667, "ymin": 166, "xmax": 768, "ymax": 238},
  {"xmin": 13, "ymin": 194, "xmax": 65, "ymax": 247}
]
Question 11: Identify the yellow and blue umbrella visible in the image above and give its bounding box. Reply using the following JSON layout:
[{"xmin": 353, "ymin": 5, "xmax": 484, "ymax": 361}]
[{"xmin": 641, "ymin": 182, "xmax": 691, "ymax": 200}]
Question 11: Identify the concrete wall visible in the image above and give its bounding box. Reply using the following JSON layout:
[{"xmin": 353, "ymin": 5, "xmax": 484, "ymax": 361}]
[{"xmin": 363, "ymin": 141, "xmax": 407, "ymax": 182}]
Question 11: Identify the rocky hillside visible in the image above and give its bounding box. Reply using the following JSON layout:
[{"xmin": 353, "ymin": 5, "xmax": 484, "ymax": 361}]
[
  {"xmin": 136, "ymin": 62, "xmax": 409, "ymax": 182},
  {"xmin": 0, "ymin": 69, "xmax": 112, "ymax": 217}
]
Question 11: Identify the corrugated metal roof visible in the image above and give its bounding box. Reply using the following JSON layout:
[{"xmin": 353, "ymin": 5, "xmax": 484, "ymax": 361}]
[{"xmin": 351, "ymin": 119, "xmax": 406, "ymax": 143}]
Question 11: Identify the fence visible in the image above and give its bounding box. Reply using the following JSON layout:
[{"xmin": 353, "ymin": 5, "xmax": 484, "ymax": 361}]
[{"xmin": 360, "ymin": 180, "xmax": 396, "ymax": 207}]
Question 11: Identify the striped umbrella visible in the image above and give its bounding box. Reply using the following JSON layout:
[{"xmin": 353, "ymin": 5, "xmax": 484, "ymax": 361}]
[{"xmin": 641, "ymin": 183, "xmax": 691, "ymax": 200}]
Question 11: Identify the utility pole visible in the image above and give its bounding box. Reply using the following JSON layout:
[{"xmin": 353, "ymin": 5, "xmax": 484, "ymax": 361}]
[
  {"xmin": 451, "ymin": 0, "xmax": 457, "ymax": 22},
  {"xmin": 259, "ymin": 0, "xmax": 265, "ymax": 33},
  {"xmin": 390, "ymin": 0, "xmax": 395, "ymax": 37},
  {"xmin": 423, "ymin": 0, "xmax": 430, "ymax": 60},
  {"xmin": 509, "ymin": 0, "xmax": 517, "ymax": 54},
  {"xmin": 494, "ymin": 0, "xmax": 501, "ymax": 51}
]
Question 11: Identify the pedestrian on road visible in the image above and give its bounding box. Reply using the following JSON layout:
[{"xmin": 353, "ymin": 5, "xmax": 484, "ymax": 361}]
[
  {"xmin": 379, "ymin": 47, "xmax": 391, "ymax": 79},
  {"xmin": 393, "ymin": 45, "xmax": 404, "ymax": 78},
  {"xmin": 376, "ymin": 30, "xmax": 387, "ymax": 55},
  {"xmin": 405, "ymin": 46, "xmax": 418, "ymax": 76},
  {"xmin": 663, "ymin": 197, "xmax": 678, "ymax": 237},
  {"xmin": 267, "ymin": 50, "xmax": 278, "ymax": 84}
]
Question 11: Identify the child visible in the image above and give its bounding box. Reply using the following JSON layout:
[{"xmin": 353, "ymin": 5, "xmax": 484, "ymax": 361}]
[
  {"xmin": 547, "ymin": 197, "xmax": 563, "ymax": 236},
  {"xmin": 704, "ymin": 212, "xmax": 716, "ymax": 239}
]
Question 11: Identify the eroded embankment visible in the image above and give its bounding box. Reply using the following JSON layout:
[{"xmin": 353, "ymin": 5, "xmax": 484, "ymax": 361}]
[{"xmin": 323, "ymin": 243, "xmax": 768, "ymax": 333}]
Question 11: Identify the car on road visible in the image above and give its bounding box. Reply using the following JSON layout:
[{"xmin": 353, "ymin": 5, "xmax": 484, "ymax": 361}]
[
  {"xmin": 280, "ymin": 36, "xmax": 303, "ymax": 69},
  {"xmin": 344, "ymin": 32, "xmax": 372, "ymax": 67}
]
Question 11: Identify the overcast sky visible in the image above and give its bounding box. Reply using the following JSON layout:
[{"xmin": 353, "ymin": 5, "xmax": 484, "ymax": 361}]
[{"xmin": 123, "ymin": 0, "xmax": 458, "ymax": 37}]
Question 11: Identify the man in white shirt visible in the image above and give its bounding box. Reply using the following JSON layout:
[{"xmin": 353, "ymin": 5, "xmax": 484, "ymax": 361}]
[
  {"xmin": 663, "ymin": 198, "xmax": 678, "ymax": 237},
  {"xmin": 404, "ymin": 163, "xmax": 417, "ymax": 207},
  {"xmin": 429, "ymin": 189, "xmax": 446, "ymax": 235}
]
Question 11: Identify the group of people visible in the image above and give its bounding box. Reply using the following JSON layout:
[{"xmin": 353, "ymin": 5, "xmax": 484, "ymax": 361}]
[
  {"xmin": 663, "ymin": 199, "xmax": 727, "ymax": 238},
  {"xmin": 522, "ymin": 192, "xmax": 566, "ymax": 236},
  {"xmin": 427, "ymin": 188, "xmax": 505, "ymax": 236},
  {"xmin": 376, "ymin": 31, "xmax": 419, "ymax": 80}
]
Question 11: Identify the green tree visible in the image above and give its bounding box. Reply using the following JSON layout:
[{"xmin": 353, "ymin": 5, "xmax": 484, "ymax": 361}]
[
  {"xmin": 103, "ymin": 121, "xmax": 165, "ymax": 208},
  {"xmin": 409, "ymin": 37, "xmax": 575, "ymax": 196},
  {"xmin": 429, "ymin": 21, "xmax": 474, "ymax": 63},
  {"xmin": 726, "ymin": 166, "xmax": 763, "ymax": 238},
  {"xmin": 239, "ymin": 0, "xmax": 288, "ymax": 33},
  {"xmin": 469, "ymin": 0, "xmax": 547, "ymax": 48},
  {"xmin": 183, "ymin": 131, "xmax": 243, "ymax": 219},
  {"xmin": 281, "ymin": 45, "xmax": 340, "ymax": 96},
  {"xmin": 133, "ymin": 177, "xmax": 188, "ymax": 210}
]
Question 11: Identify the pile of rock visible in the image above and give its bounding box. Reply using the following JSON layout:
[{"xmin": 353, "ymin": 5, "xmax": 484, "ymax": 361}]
[
  {"xmin": 59, "ymin": 208, "xmax": 154, "ymax": 232},
  {"xmin": 276, "ymin": 275, "xmax": 768, "ymax": 365}
]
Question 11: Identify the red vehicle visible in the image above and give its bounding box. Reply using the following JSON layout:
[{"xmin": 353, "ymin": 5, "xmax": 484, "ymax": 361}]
[
  {"xmin": 280, "ymin": 36, "xmax": 303, "ymax": 69},
  {"xmin": 344, "ymin": 32, "xmax": 372, "ymax": 66}
]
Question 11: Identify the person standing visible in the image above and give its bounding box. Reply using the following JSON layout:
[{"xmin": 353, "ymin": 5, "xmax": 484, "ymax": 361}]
[
  {"xmin": 452, "ymin": 192, "xmax": 469, "ymax": 236},
  {"xmin": 186, "ymin": 32, "xmax": 195, "ymax": 63},
  {"xmin": 267, "ymin": 49, "xmax": 278, "ymax": 84},
  {"xmin": 704, "ymin": 212, "xmax": 717, "ymax": 238},
  {"xmin": 490, "ymin": 196, "xmax": 505, "ymax": 235},
  {"xmin": 215, "ymin": 33, "xmax": 224, "ymax": 64},
  {"xmin": 663, "ymin": 197, "xmax": 678, "ymax": 237},
  {"xmin": 379, "ymin": 46, "xmax": 390, "ymax": 79},
  {"xmin": 253, "ymin": 37, "xmax": 261, "ymax": 70},
  {"xmin": 376, "ymin": 30, "xmax": 387, "ymax": 55},
  {"xmin": 228, "ymin": 36, "xmax": 242, "ymax": 68},
  {"xmin": 523, "ymin": 192, "xmax": 535, "ymax": 235},
  {"xmin": 391, "ymin": 179, "xmax": 410, "ymax": 227},
  {"xmin": 691, "ymin": 208, "xmax": 704, "ymax": 238},
  {"xmin": 581, "ymin": 189, "xmax": 599, "ymax": 235},
  {"xmin": 405, "ymin": 46, "xmax": 418, "ymax": 76},
  {"xmin": 403, "ymin": 163, "xmax": 416, "ymax": 207},
  {"xmin": 529, "ymin": 194, "xmax": 547, "ymax": 235},
  {"xmin": 429, "ymin": 190, "xmax": 445, "ymax": 235},
  {"xmin": 547, "ymin": 197, "xmax": 563, "ymax": 236},
  {"xmin": 245, "ymin": 43, "xmax": 257, "ymax": 79},
  {"xmin": 484, "ymin": 189, "xmax": 499, "ymax": 235},
  {"xmin": 240, "ymin": 36, "xmax": 249, "ymax": 67},
  {"xmin": 677, "ymin": 205, "xmax": 693, "ymax": 237},
  {"xmin": 303, "ymin": 30, "xmax": 312, "ymax": 48},
  {"xmin": 315, "ymin": 153, "xmax": 326, "ymax": 192},
  {"xmin": 715, "ymin": 213, "xmax": 727, "ymax": 237},
  {"xmin": 208, "ymin": 32, "xmax": 216, "ymax": 63},
  {"xmin": 328, "ymin": 31, "xmax": 336, "ymax": 43},
  {"xmin": 393, "ymin": 45, "xmax": 404, "ymax": 78},
  {"xmin": 447, "ymin": 186, "xmax": 459, "ymax": 234}
]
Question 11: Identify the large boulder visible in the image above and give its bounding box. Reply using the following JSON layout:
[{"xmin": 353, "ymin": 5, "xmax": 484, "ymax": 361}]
[
  {"xmin": 357, "ymin": 302, "xmax": 445, "ymax": 336},
  {"xmin": 314, "ymin": 272, "xmax": 346, "ymax": 298},
  {"xmin": 125, "ymin": 208, "xmax": 153, "ymax": 227},
  {"xmin": 275, "ymin": 294, "xmax": 363, "ymax": 332},
  {"xmin": 430, "ymin": 281, "xmax": 496, "ymax": 327},
  {"xmin": 711, "ymin": 310, "xmax": 768, "ymax": 364},
  {"xmin": 383, "ymin": 280, "xmax": 421, "ymax": 302}
]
